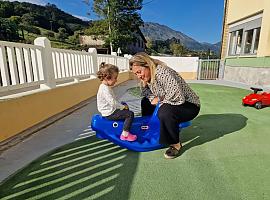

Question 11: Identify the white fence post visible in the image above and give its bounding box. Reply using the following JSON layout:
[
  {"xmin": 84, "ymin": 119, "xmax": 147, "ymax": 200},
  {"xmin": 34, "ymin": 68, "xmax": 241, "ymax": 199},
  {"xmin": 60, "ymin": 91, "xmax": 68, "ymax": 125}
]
[
  {"xmin": 124, "ymin": 54, "xmax": 131, "ymax": 71},
  {"xmin": 197, "ymin": 59, "xmax": 202, "ymax": 80},
  {"xmin": 88, "ymin": 48, "xmax": 98, "ymax": 75},
  {"xmin": 219, "ymin": 60, "xmax": 225, "ymax": 80},
  {"xmin": 34, "ymin": 37, "xmax": 56, "ymax": 89}
]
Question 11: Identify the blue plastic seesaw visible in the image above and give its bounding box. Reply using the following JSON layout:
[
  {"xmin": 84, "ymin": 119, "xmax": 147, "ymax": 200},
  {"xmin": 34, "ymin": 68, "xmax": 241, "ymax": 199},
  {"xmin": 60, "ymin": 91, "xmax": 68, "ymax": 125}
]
[{"xmin": 91, "ymin": 103, "xmax": 191, "ymax": 152}]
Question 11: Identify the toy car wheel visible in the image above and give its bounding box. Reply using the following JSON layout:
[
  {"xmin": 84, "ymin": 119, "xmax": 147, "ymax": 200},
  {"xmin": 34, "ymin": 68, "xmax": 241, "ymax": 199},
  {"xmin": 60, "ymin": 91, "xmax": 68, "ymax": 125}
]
[
  {"xmin": 255, "ymin": 102, "xmax": 262, "ymax": 109},
  {"xmin": 242, "ymin": 102, "xmax": 247, "ymax": 106}
]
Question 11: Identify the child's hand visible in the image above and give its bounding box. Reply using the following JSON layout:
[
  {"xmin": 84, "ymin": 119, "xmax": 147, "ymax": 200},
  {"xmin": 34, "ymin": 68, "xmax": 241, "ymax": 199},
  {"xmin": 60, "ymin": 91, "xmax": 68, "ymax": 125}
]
[{"xmin": 121, "ymin": 101, "xmax": 129, "ymax": 110}]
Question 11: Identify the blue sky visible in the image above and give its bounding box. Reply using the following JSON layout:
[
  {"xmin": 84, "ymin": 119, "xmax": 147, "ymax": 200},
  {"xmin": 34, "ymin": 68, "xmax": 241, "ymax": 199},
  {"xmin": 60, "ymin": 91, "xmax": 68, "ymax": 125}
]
[{"xmin": 6, "ymin": 0, "xmax": 225, "ymax": 44}]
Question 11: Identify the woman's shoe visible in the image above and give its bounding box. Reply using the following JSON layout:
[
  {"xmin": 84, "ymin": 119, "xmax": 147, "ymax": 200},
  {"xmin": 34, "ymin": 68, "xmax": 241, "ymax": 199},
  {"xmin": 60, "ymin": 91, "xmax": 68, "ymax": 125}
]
[
  {"xmin": 120, "ymin": 132, "xmax": 137, "ymax": 141},
  {"xmin": 164, "ymin": 146, "xmax": 180, "ymax": 159}
]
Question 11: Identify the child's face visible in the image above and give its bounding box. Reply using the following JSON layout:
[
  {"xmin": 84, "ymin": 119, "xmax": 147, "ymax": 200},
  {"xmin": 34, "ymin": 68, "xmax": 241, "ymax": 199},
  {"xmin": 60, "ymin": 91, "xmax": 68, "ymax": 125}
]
[{"xmin": 105, "ymin": 72, "xmax": 118, "ymax": 86}]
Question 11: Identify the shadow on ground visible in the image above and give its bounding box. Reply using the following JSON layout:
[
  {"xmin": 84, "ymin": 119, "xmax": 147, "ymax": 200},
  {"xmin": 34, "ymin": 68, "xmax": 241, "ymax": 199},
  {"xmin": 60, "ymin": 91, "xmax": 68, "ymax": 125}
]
[
  {"xmin": 0, "ymin": 137, "xmax": 139, "ymax": 200},
  {"xmin": 180, "ymin": 113, "xmax": 248, "ymax": 154}
]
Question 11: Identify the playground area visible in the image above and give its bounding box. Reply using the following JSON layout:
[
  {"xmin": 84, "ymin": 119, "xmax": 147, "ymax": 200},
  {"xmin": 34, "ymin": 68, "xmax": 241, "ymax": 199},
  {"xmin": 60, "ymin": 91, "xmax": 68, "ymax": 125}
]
[{"xmin": 0, "ymin": 80, "xmax": 269, "ymax": 200}]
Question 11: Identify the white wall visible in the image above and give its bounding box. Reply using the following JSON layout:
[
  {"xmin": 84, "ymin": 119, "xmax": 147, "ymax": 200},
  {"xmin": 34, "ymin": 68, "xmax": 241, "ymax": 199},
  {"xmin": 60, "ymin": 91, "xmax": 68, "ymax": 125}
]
[{"xmin": 152, "ymin": 56, "xmax": 199, "ymax": 72}]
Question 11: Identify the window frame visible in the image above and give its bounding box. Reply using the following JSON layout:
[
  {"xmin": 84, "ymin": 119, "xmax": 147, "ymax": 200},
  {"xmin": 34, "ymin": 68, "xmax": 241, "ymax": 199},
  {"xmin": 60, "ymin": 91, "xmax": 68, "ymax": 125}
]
[{"xmin": 227, "ymin": 14, "xmax": 262, "ymax": 56}]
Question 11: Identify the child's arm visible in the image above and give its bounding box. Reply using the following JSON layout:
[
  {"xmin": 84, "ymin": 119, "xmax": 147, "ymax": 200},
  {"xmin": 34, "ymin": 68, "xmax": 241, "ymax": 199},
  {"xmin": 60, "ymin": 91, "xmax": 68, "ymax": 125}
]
[
  {"xmin": 115, "ymin": 100, "xmax": 126, "ymax": 110},
  {"xmin": 104, "ymin": 86, "xmax": 126, "ymax": 110}
]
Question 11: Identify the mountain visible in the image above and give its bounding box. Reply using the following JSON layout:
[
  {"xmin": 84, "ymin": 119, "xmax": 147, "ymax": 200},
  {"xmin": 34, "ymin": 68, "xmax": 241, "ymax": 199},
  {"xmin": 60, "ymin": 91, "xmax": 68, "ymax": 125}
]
[
  {"xmin": 0, "ymin": 1, "xmax": 89, "ymax": 34},
  {"xmin": 140, "ymin": 22, "xmax": 221, "ymax": 54},
  {"xmin": 201, "ymin": 42, "xmax": 221, "ymax": 54}
]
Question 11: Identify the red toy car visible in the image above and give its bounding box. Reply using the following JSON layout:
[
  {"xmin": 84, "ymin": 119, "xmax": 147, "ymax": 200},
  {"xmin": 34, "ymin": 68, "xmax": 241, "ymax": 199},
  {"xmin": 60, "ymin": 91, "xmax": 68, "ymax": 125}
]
[{"xmin": 242, "ymin": 87, "xmax": 270, "ymax": 109}]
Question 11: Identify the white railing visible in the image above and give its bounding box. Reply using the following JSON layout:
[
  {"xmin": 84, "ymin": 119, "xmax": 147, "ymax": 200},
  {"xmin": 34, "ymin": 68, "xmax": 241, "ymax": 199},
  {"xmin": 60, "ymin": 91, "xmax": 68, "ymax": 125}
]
[
  {"xmin": 198, "ymin": 59, "xmax": 221, "ymax": 80},
  {"xmin": 0, "ymin": 37, "xmax": 130, "ymax": 96},
  {"xmin": 52, "ymin": 48, "xmax": 97, "ymax": 83},
  {"xmin": 97, "ymin": 54, "xmax": 129, "ymax": 71},
  {"xmin": 0, "ymin": 41, "xmax": 45, "ymax": 92}
]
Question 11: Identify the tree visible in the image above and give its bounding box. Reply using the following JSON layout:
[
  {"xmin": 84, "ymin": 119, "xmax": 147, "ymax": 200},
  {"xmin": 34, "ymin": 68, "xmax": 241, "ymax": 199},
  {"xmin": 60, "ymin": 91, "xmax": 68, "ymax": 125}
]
[
  {"xmin": 85, "ymin": 0, "xmax": 143, "ymax": 53},
  {"xmin": 0, "ymin": 18, "xmax": 19, "ymax": 41},
  {"xmin": 84, "ymin": 20, "xmax": 108, "ymax": 37},
  {"xmin": 0, "ymin": 2, "xmax": 14, "ymax": 18},
  {"xmin": 21, "ymin": 13, "xmax": 35, "ymax": 25},
  {"xmin": 9, "ymin": 16, "xmax": 21, "ymax": 24},
  {"xmin": 56, "ymin": 27, "xmax": 68, "ymax": 42},
  {"xmin": 145, "ymin": 36, "xmax": 153, "ymax": 49},
  {"xmin": 170, "ymin": 43, "xmax": 185, "ymax": 56},
  {"xmin": 68, "ymin": 30, "xmax": 81, "ymax": 45},
  {"xmin": 9, "ymin": 16, "xmax": 25, "ymax": 39},
  {"xmin": 44, "ymin": 30, "xmax": 55, "ymax": 38}
]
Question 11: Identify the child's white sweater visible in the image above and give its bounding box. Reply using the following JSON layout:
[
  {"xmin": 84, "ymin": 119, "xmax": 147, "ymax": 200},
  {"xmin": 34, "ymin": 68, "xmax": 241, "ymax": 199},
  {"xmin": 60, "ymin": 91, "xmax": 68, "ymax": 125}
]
[{"xmin": 97, "ymin": 83, "xmax": 125, "ymax": 116}]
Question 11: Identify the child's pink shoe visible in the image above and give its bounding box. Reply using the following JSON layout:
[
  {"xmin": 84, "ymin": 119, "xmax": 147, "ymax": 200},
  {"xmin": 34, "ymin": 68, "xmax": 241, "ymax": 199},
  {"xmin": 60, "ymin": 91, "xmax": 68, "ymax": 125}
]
[{"xmin": 120, "ymin": 132, "xmax": 137, "ymax": 141}]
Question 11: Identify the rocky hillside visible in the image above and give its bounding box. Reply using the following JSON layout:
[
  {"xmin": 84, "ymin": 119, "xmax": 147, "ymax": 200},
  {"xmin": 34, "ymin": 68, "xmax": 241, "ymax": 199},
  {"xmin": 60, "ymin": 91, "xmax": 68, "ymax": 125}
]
[{"xmin": 140, "ymin": 22, "xmax": 221, "ymax": 54}]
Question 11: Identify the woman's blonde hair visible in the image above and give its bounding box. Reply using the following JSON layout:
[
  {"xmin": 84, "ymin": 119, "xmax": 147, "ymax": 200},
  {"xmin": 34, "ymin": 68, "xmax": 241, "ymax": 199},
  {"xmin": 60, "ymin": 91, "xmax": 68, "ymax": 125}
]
[
  {"xmin": 129, "ymin": 52, "xmax": 165, "ymax": 83},
  {"xmin": 97, "ymin": 62, "xmax": 119, "ymax": 81}
]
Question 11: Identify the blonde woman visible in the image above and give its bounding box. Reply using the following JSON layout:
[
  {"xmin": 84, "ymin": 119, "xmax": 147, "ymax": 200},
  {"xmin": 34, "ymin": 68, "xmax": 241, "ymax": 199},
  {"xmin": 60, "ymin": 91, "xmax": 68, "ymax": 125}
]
[{"xmin": 129, "ymin": 52, "xmax": 200, "ymax": 159}]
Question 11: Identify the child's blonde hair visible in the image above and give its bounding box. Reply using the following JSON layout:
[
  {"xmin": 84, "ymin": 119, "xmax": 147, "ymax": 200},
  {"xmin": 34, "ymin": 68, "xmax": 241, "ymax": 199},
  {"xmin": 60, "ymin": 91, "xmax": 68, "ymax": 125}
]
[{"xmin": 97, "ymin": 62, "xmax": 119, "ymax": 81}]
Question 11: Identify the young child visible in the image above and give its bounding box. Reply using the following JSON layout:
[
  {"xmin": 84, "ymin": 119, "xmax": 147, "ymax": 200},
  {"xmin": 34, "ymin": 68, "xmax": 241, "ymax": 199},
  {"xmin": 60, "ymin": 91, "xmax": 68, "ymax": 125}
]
[{"xmin": 96, "ymin": 62, "xmax": 137, "ymax": 142}]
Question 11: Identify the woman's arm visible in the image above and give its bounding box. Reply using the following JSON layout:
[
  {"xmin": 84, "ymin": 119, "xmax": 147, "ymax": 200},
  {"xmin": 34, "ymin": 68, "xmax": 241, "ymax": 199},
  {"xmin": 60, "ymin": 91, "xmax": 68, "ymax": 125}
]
[{"xmin": 141, "ymin": 83, "xmax": 156, "ymax": 102}]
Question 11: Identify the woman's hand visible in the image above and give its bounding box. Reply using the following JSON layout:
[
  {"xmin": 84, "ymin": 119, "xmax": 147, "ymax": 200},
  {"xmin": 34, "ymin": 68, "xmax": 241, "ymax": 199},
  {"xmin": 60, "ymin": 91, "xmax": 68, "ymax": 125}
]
[{"xmin": 151, "ymin": 97, "xmax": 159, "ymax": 105}]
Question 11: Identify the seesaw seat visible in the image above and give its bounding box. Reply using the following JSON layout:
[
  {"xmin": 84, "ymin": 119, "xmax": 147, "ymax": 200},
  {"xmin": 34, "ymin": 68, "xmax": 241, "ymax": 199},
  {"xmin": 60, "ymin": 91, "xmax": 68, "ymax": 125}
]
[{"xmin": 91, "ymin": 104, "xmax": 191, "ymax": 152}]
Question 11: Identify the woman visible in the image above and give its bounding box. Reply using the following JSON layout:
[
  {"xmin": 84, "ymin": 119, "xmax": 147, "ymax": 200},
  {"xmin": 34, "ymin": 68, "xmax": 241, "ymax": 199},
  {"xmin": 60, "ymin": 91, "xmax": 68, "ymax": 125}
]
[{"xmin": 129, "ymin": 52, "xmax": 200, "ymax": 159}]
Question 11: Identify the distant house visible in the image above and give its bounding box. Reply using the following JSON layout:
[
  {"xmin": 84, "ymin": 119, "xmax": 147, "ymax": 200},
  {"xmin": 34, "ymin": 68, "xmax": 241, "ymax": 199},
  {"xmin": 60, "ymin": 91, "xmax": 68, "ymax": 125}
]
[
  {"xmin": 79, "ymin": 35, "xmax": 109, "ymax": 54},
  {"xmin": 221, "ymin": 0, "xmax": 270, "ymax": 86},
  {"xmin": 126, "ymin": 29, "xmax": 147, "ymax": 54},
  {"xmin": 79, "ymin": 28, "xmax": 146, "ymax": 55}
]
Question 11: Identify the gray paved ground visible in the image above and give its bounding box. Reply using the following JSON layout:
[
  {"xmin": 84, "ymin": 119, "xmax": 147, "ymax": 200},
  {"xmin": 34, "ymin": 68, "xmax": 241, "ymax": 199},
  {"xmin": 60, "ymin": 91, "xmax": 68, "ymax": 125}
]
[
  {"xmin": 0, "ymin": 80, "xmax": 141, "ymax": 183},
  {"xmin": 188, "ymin": 79, "xmax": 270, "ymax": 91},
  {"xmin": 0, "ymin": 79, "xmax": 264, "ymax": 183}
]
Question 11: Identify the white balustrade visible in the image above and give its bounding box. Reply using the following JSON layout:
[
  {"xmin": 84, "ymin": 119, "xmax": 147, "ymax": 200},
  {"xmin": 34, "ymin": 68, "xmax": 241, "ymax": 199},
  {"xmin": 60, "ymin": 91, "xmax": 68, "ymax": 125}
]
[
  {"xmin": 0, "ymin": 38, "xmax": 130, "ymax": 96},
  {"xmin": 97, "ymin": 54, "xmax": 129, "ymax": 71},
  {"xmin": 0, "ymin": 40, "xmax": 45, "ymax": 92},
  {"xmin": 51, "ymin": 48, "xmax": 98, "ymax": 83}
]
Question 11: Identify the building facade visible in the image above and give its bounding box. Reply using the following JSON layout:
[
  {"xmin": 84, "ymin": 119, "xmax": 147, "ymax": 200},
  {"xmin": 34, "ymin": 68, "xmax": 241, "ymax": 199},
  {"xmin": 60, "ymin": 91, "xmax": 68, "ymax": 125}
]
[
  {"xmin": 221, "ymin": 0, "xmax": 270, "ymax": 87},
  {"xmin": 126, "ymin": 29, "xmax": 147, "ymax": 55},
  {"xmin": 79, "ymin": 29, "xmax": 146, "ymax": 55}
]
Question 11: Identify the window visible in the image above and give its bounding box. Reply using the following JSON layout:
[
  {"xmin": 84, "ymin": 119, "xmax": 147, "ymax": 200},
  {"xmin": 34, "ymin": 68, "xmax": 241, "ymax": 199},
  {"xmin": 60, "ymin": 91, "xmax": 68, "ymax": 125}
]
[
  {"xmin": 228, "ymin": 30, "xmax": 243, "ymax": 55},
  {"xmin": 253, "ymin": 28, "xmax": 260, "ymax": 53},
  {"xmin": 227, "ymin": 14, "xmax": 262, "ymax": 56},
  {"xmin": 235, "ymin": 30, "xmax": 243, "ymax": 54},
  {"xmin": 228, "ymin": 31, "xmax": 236, "ymax": 55},
  {"xmin": 244, "ymin": 29, "xmax": 254, "ymax": 54}
]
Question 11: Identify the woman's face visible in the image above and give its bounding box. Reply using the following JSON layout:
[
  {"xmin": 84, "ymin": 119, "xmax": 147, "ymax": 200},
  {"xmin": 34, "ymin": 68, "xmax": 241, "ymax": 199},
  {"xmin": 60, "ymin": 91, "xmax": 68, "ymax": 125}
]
[{"xmin": 131, "ymin": 64, "xmax": 151, "ymax": 82}]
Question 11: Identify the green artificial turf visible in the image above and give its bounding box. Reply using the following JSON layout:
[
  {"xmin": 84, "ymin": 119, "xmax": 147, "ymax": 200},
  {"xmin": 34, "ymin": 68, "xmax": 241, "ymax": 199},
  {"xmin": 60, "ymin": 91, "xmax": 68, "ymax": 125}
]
[{"xmin": 0, "ymin": 84, "xmax": 269, "ymax": 200}]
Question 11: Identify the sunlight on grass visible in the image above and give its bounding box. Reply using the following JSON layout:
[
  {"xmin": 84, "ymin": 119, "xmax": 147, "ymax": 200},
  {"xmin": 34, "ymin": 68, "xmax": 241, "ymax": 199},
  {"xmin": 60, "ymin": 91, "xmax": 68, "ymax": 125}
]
[
  {"xmin": 29, "ymin": 145, "xmax": 124, "ymax": 176},
  {"xmin": 41, "ymin": 142, "xmax": 113, "ymax": 165},
  {"xmin": 14, "ymin": 150, "xmax": 127, "ymax": 189},
  {"xmin": 51, "ymin": 140, "xmax": 105, "ymax": 157}
]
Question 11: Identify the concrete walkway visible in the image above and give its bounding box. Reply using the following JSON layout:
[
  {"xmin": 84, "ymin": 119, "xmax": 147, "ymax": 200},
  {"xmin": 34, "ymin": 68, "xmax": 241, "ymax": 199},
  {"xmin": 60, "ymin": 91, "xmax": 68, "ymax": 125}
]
[
  {"xmin": 188, "ymin": 79, "xmax": 270, "ymax": 91},
  {"xmin": 0, "ymin": 79, "xmax": 264, "ymax": 183},
  {"xmin": 0, "ymin": 80, "xmax": 141, "ymax": 183}
]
